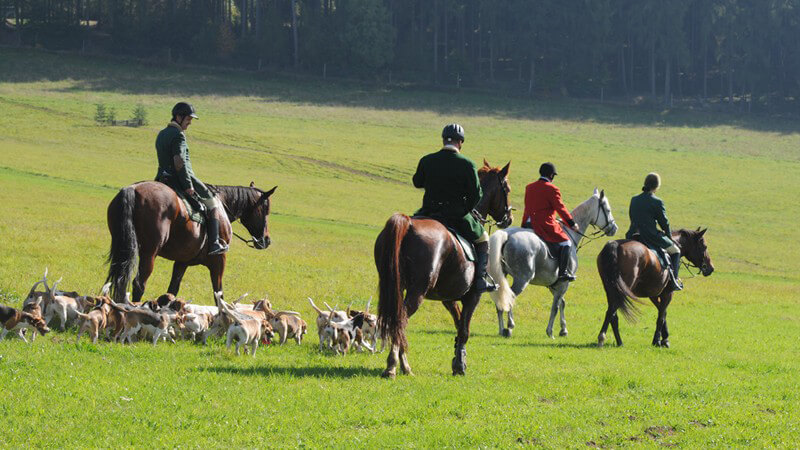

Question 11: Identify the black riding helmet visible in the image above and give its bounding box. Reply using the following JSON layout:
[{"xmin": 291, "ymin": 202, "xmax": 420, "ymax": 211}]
[
  {"xmin": 539, "ymin": 162, "xmax": 557, "ymax": 178},
  {"xmin": 442, "ymin": 123, "xmax": 465, "ymax": 143},
  {"xmin": 172, "ymin": 102, "xmax": 199, "ymax": 120}
]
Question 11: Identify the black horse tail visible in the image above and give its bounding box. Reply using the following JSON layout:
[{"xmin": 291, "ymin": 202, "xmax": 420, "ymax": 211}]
[
  {"xmin": 597, "ymin": 240, "xmax": 641, "ymax": 323},
  {"xmin": 376, "ymin": 213, "xmax": 411, "ymax": 350},
  {"xmin": 105, "ymin": 186, "xmax": 138, "ymax": 303}
]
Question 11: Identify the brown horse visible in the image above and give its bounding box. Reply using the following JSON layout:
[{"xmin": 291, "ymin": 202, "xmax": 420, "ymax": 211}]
[
  {"xmin": 596, "ymin": 228, "xmax": 714, "ymax": 348},
  {"xmin": 105, "ymin": 181, "xmax": 276, "ymax": 304},
  {"xmin": 376, "ymin": 161, "xmax": 512, "ymax": 378}
]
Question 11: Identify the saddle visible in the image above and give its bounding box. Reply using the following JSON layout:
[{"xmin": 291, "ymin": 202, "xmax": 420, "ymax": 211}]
[
  {"xmin": 155, "ymin": 176, "xmax": 205, "ymax": 224},
  {"xmin": 521, "ymin": 226, "xmax": 560, "ymax": 260},
  {"xmin": 629, "ymin": 234, "xmax": 669, "ymax": 271},
  {"xmin": 412, "ymin": 216, "xmax": 475, "ymax": 262}
]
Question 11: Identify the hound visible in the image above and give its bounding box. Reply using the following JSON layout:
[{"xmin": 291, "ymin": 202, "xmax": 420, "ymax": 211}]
[
  {"xmin": 252, "ymin": 300, "xmax": 306, "ymax": 345},
  {"xmin": 0, "ymin": 304, "xmax": 50, "ymax": 343},
  {"xmin": 308, "ymin": 297, "xmax": 348, "ymax": 351},
  {"xmin": 217, "ymin": 293, "xmax": 272, "ymax": 356},
  {"xmin": 110, "ymin": 302, "xmax": 172, "ymax": 345}
]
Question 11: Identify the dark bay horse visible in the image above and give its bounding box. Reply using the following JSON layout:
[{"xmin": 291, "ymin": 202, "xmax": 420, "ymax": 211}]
[
  {"xmin": 376, "ymin": 161, "xmax": 512, "ymax": 378},
  {"xmin": 105, "ymin": 181, "xmax": 276, "ymax": 303},
  {"xmin": 596, "ymin": 228, "xmax": 714, "ymax": 348}
]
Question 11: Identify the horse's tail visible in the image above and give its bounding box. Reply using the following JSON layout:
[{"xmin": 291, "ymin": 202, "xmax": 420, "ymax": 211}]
[
  {"xmin": 376, "ymin": 213, "xmax": 411, "ymax": 349},
  {"xmin": 105, "ymin": 186, "xmax": 138, "ymax": 304},
  {"xmin": 488, "ymin": 230, "xmax": 515, "ymax": 312},
  {"xmin": 597, "ymin": 240, "xmax": 640, "ymax": 322}
]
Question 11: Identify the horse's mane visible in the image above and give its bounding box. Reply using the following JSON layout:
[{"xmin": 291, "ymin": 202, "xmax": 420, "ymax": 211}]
[
  {"xmin": 207, "ymin": 184, "xmax": 265, "ymax": 219},
  {"xmin": 477, "ymin": 162, "xmax": 503, "ymax": 176}
]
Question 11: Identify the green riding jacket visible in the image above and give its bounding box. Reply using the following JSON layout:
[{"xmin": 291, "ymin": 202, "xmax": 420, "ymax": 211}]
[
  {"xmin": 625, "ymin": 191, "xmax": 673, "ymax": 249},
  {"xmin": 155, "ymin": 122, "xmax": 212, "ymax": 199},
  {"xmin": 412, "ymin": 147, "xmax": 484, "ymax": 241}
]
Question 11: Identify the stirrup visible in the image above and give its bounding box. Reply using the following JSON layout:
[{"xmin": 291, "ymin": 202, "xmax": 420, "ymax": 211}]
[
  {"xmin": 208, "ymin": 240, "xmax": 229, "ymax": 255},
  {"xmin": 670, "ymin": 277, "xmax": 683, "ymax": 291},
  {"xmin": 475, "ymin": 274, "xmax": 498, "ymax": 293}
]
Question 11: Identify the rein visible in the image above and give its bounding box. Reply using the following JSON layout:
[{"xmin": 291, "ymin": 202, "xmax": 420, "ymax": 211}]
[
  {"xmin": 560, "ymin": 197, "xmax": 613, "ymax": 252},
  {"xmin": 210, "ymin": 184, "xmax": 265, "ymax": 249}
]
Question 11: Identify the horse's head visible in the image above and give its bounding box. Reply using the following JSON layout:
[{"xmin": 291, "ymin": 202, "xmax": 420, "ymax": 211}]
[
  {"xmin": 477, "ymin": 160, "xmax": 513, "ymax": 229},
  {"xmin": 678, "ymin": 228, "xmax": 714, "ymax": 276},
  {"xmin": 592, "ymin": 188, "xmax": 618, "ymax": 236},
  {"xmin": 240, "ymin": 182, "xmax": 277, "ymax": 250}
]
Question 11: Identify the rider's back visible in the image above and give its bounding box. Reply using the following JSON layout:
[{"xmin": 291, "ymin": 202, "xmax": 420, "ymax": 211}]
[{"xmin": 413, "ymin": 149, "xmax": 480, "ymax": 218}]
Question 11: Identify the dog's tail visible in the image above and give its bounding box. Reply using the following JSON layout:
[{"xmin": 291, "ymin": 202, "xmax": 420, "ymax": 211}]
[
  {"xmin": 307, "ymin": 297, "xmax": 325, "ymax": 316},
  {"xmin": 597, "ymin": 240, "xmax": 642, "ymax": 323},
  {"xmin": 376, "ymin": 213, "xmax": 411, "ymax": 350},
  {"xmin": 105, "ymin": 186, "xmax": 138, "ymax": 303}
]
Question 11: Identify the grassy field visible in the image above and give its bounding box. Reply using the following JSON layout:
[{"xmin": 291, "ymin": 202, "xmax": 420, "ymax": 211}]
[{"xmin": 1, "ymin": 47, "xmax": 799, "ymax": 447}]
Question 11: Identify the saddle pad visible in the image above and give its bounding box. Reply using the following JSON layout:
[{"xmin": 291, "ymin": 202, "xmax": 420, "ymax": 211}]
[
  {"xmin": 446, "ymin": 226, "xmax": 475, "ymax": 262},
  {"xmin": 176, "ymin": 190, "xmax": 205, "ymax": 224}
]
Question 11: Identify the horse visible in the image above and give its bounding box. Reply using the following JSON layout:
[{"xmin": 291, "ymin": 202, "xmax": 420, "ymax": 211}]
[
  {"xmin": 596, "ymin": 228, "xmax": 714, "ymax": 348},
  {"xmin": 487, "ymin": 189, "xmax": 618, "ymax": 339},
  {"xmin": 105, "ymin": 181, "xmax": 276, "ymax": 304},
  {"xmin": 376, "ymin": 161, "xmax": 512, "ymax": 378}
]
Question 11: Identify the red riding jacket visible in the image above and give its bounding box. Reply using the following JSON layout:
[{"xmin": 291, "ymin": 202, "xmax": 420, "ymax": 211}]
[{"xmin": 521, "ymin": 178, "xmax": 575, "ymax": 243}]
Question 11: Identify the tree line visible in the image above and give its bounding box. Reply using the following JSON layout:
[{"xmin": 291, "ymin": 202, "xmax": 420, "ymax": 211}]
[{"xmin": 4, "ymin": 0, "xmax": 800, "ymax": 109}]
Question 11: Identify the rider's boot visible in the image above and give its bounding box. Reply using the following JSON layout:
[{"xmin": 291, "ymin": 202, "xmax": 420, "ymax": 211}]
[
  {"xmin": 473, "ymin": 241, "xmax": 498, "ymax": 293},
  {"xmin": 557, "ymin": 245, "xmax": 576, "ymax": 282},
  {"xmin": 206, "ymin": 215, "xmax": 229, "ymax": 256},
  {"xmin": 669, "ymin": 252, "xmax": 683, "ymax": 291}
]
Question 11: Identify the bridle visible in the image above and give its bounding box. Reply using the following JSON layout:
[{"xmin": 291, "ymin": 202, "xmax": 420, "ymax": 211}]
[
  {"xmin": 214, "ymin": 188, "xmax": 269, "ymax": 250},
  {"xmin": 476, "ymin": 172, "xmax": 513, "ymax": 233},
  {"xmin": 563, "ymin": 196, "xmax": 615, "ymax": 252}
]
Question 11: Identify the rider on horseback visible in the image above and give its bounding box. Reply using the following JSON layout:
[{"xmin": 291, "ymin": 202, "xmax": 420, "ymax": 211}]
[
  {"xmin": 521, "ymin": 162, "xmax": 580, "ymax": 282},
  {"xmin": 412, "ymin": 124, "xmax": 498, "ymax": 293},
  {"xmin": 155, "ymin": 102, "xmax": 228, "ymax": 256},
  {"xmin": 625, "ymin": 172, "xmax": 683, "ymax": 291}
]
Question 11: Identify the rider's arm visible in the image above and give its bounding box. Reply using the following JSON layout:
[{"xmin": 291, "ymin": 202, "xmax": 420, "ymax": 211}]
[
  {"xmin": 464, "ymin": 165, "xmax": 482, "ymax": 212},
  {"xmin": 655, "ymin": 198, "xmax": 671, "ymax": 237},
  {"xmin": 551, "ymin": 187, "xmax": 576, "ymax": 228},
  {"xmin": 172, "ymin": 133, "xmax": 193, "ymax": 192},
  {"xmin": 412, "ymin": 159, "xmax": 425, "ymax": 188}
]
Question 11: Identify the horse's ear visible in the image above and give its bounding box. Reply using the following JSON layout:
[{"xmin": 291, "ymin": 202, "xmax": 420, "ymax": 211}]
[
  {"xmin": 600, "ymin": 189, "xmax": 605, "ymax": 200},
  {"xmin": 593, "ymin": 187, "xmax": 599, "ymax": 196},
  {"xmin": 483, "ymin": 158, "xmax": 490, "ymax": 168},
  {"xmin": 259, "ymin": 186, "xmax": 277, "ymax": 203},
  {"xmin": 500, "ymin": 162, "xmax": 510, "ymax": 177},
  {"xmin": 698, "ymin": 228, "xmax": 707, "ymax": 237},
  {"xmin": 249, "ymin": 181, "xmax": 255, "ymax": 188}
]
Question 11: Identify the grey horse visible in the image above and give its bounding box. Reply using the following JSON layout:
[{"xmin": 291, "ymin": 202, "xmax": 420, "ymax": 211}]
[{"xmin": 487, "ymin": 189, "xmax": 618, "ymax": 338}]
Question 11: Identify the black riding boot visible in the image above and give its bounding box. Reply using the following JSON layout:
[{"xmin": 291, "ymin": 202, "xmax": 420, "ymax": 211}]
[
  {"xmin": 473, "ymin": 241, "xmax": 498, "ymax": 293},
  {"xmin": 557, "ymin": 245, "xmax": 576, "ymax": 282},
  {"xmin": 669, "ymin": 252, "xmax": 683, "ymax": 291},
  {"xmin": 206, "ymin": 215, "xmax": 229, "ymax": 255}
]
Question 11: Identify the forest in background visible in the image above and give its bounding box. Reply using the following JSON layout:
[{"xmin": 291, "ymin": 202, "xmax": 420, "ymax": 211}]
[{"xmin": 3, "ymin": 1, "xmax": 800, "ymax": 110}]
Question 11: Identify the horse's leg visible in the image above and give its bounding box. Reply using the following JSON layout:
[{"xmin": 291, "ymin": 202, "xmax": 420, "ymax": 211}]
[
  {"xmin": 167, "ymin": 262, "xmax": 189, "ymax": 295},
  {"xmin": 452, "ymin": 292, "xmax": 481, "ymax": 376},
  {"xmin": 500, "ymin": 277, "xmax": 528, "ymax": 338},
  {"xmin": 546, "ymin": 285, "xmax": 567, "ymax": 339},
  {"xmin": 207, "ymin": 255, "xmax": 226, "ymax": 300},
  {"xmin": 650, "ymin": 297, "xmax": 662, "ymax": 346},
  {"xmin": 496, "ymin": 308, "xmax": 506, "ymax": 336},
  {"xmin": 598, "ymin": 308, "xmax": 614, "ymax": 346},
  {"xmin": 398, "ymin": 291, "xmax": 425, "ymax": 376},
  {"xmin": 382, "ymin": 340, "xmax": 401, "ymax": 379},
  {"xmin": 610, "ymin": 312, "xmax": 623, "ymax": 346},
  {"xmin": 659, "ymin": 292, "xmax": 674, "ymax": 348},
  {"xmin": 443, "ymin": 301, "xmax": 461, "ymax": 330},
  {"xmin": 132, "ymin": 248, "xmax": 158, "ymax": 303},
  {"xmin": 507, "ymin": 309, "xmax": 515, "ymax": 330}
]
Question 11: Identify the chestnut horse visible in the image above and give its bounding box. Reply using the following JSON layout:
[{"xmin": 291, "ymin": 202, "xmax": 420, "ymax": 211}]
[
  {"xmin": 105, "ymin": 181, "xmax": 276, "ymax": 304},
  {"xmin": 376, "ymin": 161, "xmax": 512, "ymax": 378},
  {"xmin": 596, "ymin": 228, "xmax": 714, "ymax": 348}
]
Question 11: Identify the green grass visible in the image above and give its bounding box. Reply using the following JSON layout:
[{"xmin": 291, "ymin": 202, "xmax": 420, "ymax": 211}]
[{"xmin": 1, "ymin": 48, "xmax": 799, "ymax": 447}]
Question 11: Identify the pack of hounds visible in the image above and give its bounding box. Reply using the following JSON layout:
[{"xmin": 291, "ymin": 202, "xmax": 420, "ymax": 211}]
[{"xmin": 0, "ymin": 268, "xmax": 382, "ymax": 357}]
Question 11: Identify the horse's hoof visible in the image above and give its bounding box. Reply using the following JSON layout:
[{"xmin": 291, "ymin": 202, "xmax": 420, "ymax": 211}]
[
  {"xmin": 616, "ymin": 341, "xmax": 624, "ymax": 347},
  {"xmin": 559, "ymin": 329, "xmax": 568, "ymax": 337},
  {"xmin": 598, "ymin": 334, "xmax": 606, "ymax": 347},
  {"xmin": 661, "ymin": 339, "xmax": 670, "ymax": 348},
  {"xmin": 381, "ymin": 369, "xmax": 396, "ymax": 379},
  {"xmin": 451, "ymin": 357, "xmax": 466, "ymax": 375},
  {"xmin": 652, "ymin": 341, "xmax": 661, "ymax": 347},
  {"xmin": 502, "ymin": 328, "xmax": 512, "ymax": 338}
]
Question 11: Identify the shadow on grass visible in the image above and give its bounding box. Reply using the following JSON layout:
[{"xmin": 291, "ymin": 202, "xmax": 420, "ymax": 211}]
[
  {"xmin": 511, "ymin": 340, "xmax": 605, "ymax": 349},
  {"xmin": 197, "ymin": 364, "xmax": 383, "ymax": 379},
  {"xmin": 1, "ymin": 48, "xmax": 798, "ymax": 135}
]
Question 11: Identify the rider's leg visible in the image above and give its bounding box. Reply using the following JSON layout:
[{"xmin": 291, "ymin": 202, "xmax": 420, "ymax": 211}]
[
  {"xmin": 556, "ymin": 240, "xmax": 575, "ymax": 281},
  {"xmin": 473, "ymin": 232, "xmax": 498, "ymax": 293},
  {"xmin": 202, "ymin": 198, "xmax": 229, "ymax": 255},
  {"xmin": 666, "ymin": 243, "xmax": 682, "ymax": 291}
]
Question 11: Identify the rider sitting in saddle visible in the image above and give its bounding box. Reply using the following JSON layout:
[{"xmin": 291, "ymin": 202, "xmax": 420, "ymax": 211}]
[
  {"xmin": 521, "ymin": 163, "xmax": 580, "ymax": 282},
  {"xmin": 155, "ymin": 102, "xmax": 228, "ymax": 256},
  {"xmin": 625, "ymin": 172, "xmax": 683, "ymax": 291},
  {"xmin": 412, "ymin": 123, "xmax": 497, "ymax": 293}
]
